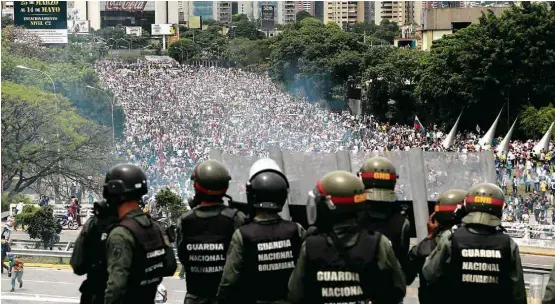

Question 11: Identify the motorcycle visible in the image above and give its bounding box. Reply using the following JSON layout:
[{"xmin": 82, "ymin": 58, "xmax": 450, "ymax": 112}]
[{"xmin": 57, "ymin": 214, "xmax": 79, "ymax": 230}]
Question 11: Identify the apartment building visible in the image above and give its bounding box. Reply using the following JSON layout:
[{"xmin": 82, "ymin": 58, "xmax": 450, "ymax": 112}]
[
  {"xmin": 213, "ymin": 1, "xmax": 233, "ymax": 24},
  {"xmin": 423, "ymin": 1, "xmax": 464, "ymax": 8},
  {"xmin": 323, "ymin": 1, "xmax": 366, "ymax": 27},
  {"xmin": 296, "ymin": 1, "xmax": 315, "ymax": 15},
  {"xmin": 374, "ymin": 1, "xmax": 422, "ymax": 26},
  {"xmin": 278, "ymin": 1, "xmax": 297, "ymax": 24}
]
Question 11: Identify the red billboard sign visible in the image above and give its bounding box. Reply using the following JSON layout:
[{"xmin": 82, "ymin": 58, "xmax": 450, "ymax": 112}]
[{"xmin": 104, "ymin": 1, "xmax": 147, "ymax": 12}]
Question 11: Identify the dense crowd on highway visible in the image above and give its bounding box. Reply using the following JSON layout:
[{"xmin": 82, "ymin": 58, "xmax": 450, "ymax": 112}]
[{"xmin": 95, "ymin": 59, "xmax": 554, "ymax": 224}]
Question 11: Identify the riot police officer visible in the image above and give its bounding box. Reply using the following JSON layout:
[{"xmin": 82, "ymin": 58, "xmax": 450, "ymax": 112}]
[
  {"xmin": 71, "ymin": 200, "xmax": 119, "ymax": 304},
  {"xmin": 422, "ymin": 183, "xmax": 526, "ymax": 304},
  {"xmin": 358, "ymin": 156, "xmax": 411, "ymax": 277},
  {"xmin": 103, "ymin": 164, "xmax": 177, "ymax": 304},
  {"xmin": 217, "ymin": 158, "xmax": 305, "ymax": 303},
  {"xmin": 288, "ymin": 170, "xmax": 406, "ymax": 304},
  {"xmin": 177, "ymin": 159, "xmax": 246, "ymax": 304},
  {"xmin": 406, "ymin": 189, "xmax": 466, "ymax": 304}
]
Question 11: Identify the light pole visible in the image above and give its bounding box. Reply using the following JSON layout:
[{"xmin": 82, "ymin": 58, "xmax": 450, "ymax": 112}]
[
  {"xmin": 86, "ymin": 85, "xmax": 116, "ymax": 151},
  {"xmin": 178, "ymin": 46, "xmax": 189, "ymax": 63},
  {"xmin": 212, "ymin": 42, "xmax": 221, "ymax": 60},
  {"xmin": 16, "ymin": 65, "xmax": 62, "ymax": 204}
]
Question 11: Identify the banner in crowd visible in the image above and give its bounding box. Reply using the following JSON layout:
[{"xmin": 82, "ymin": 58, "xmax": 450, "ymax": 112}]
[
  {"xmin": 126, "ymin": 26, "xmax": 143, "ymax": 36},
  {"xmin": 261, "ymin": 5, "xmax": 275, "ymax": 31},
  {"xmin": 14, "ymin": 1, "xmax": 68, "ymax": 44},
  {"xmin": 68, "ymin": 20, "xmax": 90, "ymax": 34}
]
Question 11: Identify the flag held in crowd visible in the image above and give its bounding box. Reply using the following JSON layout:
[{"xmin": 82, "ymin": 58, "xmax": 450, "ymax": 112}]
[{"xmin": 414, "ymin": 115, "xmax": 425, "ymax": 132}]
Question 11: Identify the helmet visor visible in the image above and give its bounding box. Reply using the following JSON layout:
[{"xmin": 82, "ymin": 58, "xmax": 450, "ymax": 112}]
[{"xmin": 306, "ymin": 189, "xmax": 335, "ymax": 226}]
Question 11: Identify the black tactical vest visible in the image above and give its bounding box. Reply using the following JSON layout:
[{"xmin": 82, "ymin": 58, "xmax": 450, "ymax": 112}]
[
  {"xmin": 118, "ymin": 216, "xmax": 172, "ymax": 303},
  {"xmin": 363, "ymin": 212, "xmax": 406, "ymax": 268},
  {"xmin": 240, "ymin": 219, "xmax": 301, "ymax": 302},
  {"xmin": 180, "ymin": 207, "xmax": 238, "ymax": 297},
  {"xmin": 304, "ymin": 230, "xmax": 381, "ymax": 304},
  {"xmin": 450, "ymin": 225, "xmax": 512, "ymax": 304}
]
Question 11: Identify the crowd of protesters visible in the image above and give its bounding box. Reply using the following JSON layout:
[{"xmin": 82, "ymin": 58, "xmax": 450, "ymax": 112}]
[{"xmin": 95, "ymin": 59, "xmax": 553, "ymax": 225}]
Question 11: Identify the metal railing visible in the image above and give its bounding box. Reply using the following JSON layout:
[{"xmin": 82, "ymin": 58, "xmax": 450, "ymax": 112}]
[
  {"xmin": 7, "ymin": 246, "xmax": 553, "ymax": 300},
  {"xmin": 9, "ymin": 246, "xmax": 552, "ymax": 271}
]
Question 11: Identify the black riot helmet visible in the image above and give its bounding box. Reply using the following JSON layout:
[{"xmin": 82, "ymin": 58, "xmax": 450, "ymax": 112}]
[
  {"xmin": 246, "ymin": 158, "xmax": 290, "ymax": 212},
  {"xmin": 191, "ymin": 159, "xmax": 231, "ymax": 202},
  {"xmin": 102, "ymin": 163, "xmax": 148, "ymax": 204}
]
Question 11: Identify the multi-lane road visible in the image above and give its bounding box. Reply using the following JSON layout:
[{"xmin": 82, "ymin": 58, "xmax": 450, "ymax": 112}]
[{"xmin": 2, "ymin": 230, "xmax": 553, "ymax": 303}]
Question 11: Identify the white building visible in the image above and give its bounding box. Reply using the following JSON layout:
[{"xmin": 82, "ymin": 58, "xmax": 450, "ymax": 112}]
[{"xmin": 69, "ymin": 1, "xmax": 179, "ymax": 31}]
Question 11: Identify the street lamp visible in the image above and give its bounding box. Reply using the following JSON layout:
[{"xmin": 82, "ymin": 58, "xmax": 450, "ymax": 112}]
[
  {"xmin": 177, "ymin": 46, "xmax": 189, "ymax": 63},
  {"xmin": 86, "ymin": 85, "xmax": 116, "ymax": 151},
  {"xmin": 212, "ymin": 42, "xmax": 221, "ymax": 60},
  {"xmin": 16, "ymin": 65, "xmax": 62, "ymax": 204}
]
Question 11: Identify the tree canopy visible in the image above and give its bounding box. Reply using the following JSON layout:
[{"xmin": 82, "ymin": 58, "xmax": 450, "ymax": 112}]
[
  {"xmin": 416, "ymin": 3, "xmax": 555, "ymax": 135},
  {"xmin": 1, "ymin": 81, "xmax": 114, "ymax": 197}
]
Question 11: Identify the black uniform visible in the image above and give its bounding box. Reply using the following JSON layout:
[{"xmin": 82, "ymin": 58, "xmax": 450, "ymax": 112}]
[
  {"xmin": 240, "ymin": 218, "xmax": 302, "ymax": 302},
  {"xmin": 115, "ymin": 214, "xmax": 175, "ymax": 302},
  {"xmin": 449, "ymin": 225, "xmax": 512, "ymax": 304},
  {"xmin": 362, "ymin": 212, "xmax": 410, "ymax": 275},
  {"xmin": 178, "ymin": 206, "xmax": 241, "ymax": 299}
]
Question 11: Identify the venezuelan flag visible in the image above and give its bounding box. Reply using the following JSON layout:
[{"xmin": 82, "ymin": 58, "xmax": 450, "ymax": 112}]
[{"xmin": 414, "ymin": 115, "xmax": 425, "ymax": 132}]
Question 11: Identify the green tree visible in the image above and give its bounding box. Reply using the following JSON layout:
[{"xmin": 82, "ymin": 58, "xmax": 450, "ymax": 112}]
[
  {"xmin": 350, "ymin": 22, "xmax": 378, "ymax": 35},
  {"xmin": 519, "ymin": 104, "xmax": 555, "ymax": 139},
  {"xmin": 180, "ymin": 26, "xmax": 227, "ymax": 60},
  {"xmin": 228, "ymin": 19, "xmax": 263, "ymax": 40},
  {"xmin": 417, "ymin": 3, "xmax": 555, "ymax": 133},
  {"xmin": 296, "ymin": 11, "xmax": 313, "ymax": 23},
  {"xmin": 168, "ymin": 38, "xmax": 201, "ymax": 62},
  {"xmin": 1, "ymin": 81, "xmax": 114, "ymax": 198},
  {"xmin": 155, "ymin": 187, "xmax": 184, "ymax": 223},
  {"xmin": 363, "ymin": 48, "xmax": 429, "ymax": 122},
  {"xmin": 226, "ymin": 37, "xmax": 271, "ymax": 67},
  {"xmin": 26, "ymin": 206, "xmax": 60, "ymax": 249},
  {"xmin": 269, "ymin": 17, "xmax": 368, "ymax": 101},
  {"xmin": 14, "ymin": 204, "xmax": 40, "ymax": 232},
  {"xmin": 374, "ymin": 19, "xmax": 400, "ymax": 43},
  {"xmin": 1, "ymin": 27, "xmax": 124, "ymax": 135},
  {"xmin": 93, "ymin": 26, "xmax": 151, "ymax": 49},
  {"xmin": 1, "ymin": 193, "xmax": 34, "ymax": 217},
  {"xmin": 232, "ymin": 14, "xmax": 250, "ymax": 22},
  {"xmin": 1, "ymin": 16, "xmax": 13, "ymax": 28}
]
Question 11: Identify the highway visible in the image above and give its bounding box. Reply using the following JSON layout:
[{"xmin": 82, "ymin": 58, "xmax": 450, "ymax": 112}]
[
  {"xmin": 0, "ymin": 267, "xmax": 419, "ymax": 304},
  {"xmin": 1, "ymin": 229, "xmax": 553, "ymax": 303},
  {"xmin": 8, "ymin": 230, "xmax": 555, "ymax": 268},
  {"xmin": 0, "ymin": 266, "xmax": 551, "ymax": 304}
]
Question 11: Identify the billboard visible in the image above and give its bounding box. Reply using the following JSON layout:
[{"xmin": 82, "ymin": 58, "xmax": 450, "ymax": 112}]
[
  {"xmin": 189, "ymin": 16, "xmax": 201, "ymax": 29},
  {"xmin": 103, "ymin": 1, "xmax": 148, "ymax": 12},
  {"xmin": 126, "ymin": 26, "xmax": 143, "ymax": 36},
  {"xmin": 68, "ymin": 20, "xmax": 90, "ymax": 34},
  {"xmin": 14, "ymin": 1, "xmax": 68, "ymax": 44},
  {"xmin": 261, "ymin": 5, "xmax": 275, "ymax": 31},
  {"xmin": 151, "ymin": 24, "xmax": 176, "ymax": 36}
]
